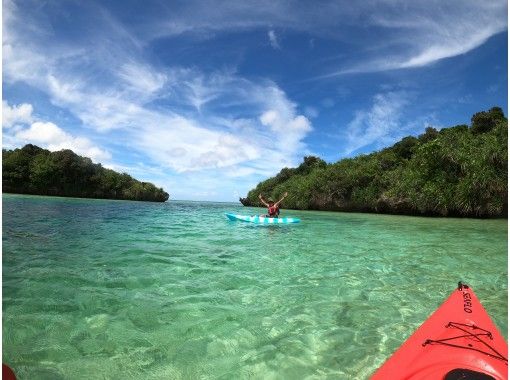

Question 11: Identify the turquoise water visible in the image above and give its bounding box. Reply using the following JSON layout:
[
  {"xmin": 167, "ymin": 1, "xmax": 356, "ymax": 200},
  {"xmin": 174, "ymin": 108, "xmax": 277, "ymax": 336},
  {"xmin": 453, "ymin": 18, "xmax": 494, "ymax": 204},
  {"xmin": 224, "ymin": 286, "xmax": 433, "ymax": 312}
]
[{"xmin": 2, "ymin": 194, "xmax": 507, "ymax": 379}]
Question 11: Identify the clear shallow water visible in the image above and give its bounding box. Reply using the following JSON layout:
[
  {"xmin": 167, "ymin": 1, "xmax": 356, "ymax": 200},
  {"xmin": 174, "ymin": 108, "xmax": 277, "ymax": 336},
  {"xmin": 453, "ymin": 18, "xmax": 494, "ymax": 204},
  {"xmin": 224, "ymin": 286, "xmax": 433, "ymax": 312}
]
[{"xmin": 2, "ymin": 194, "xmax": 507, "ymax": 379}]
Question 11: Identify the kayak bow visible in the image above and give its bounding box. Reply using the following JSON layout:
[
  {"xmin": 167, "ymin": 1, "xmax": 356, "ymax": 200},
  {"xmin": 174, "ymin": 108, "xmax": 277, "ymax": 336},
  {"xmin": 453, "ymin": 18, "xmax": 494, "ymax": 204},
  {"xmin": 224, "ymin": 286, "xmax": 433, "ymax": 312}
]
[{"xmin": 371, "ymin": 282, "xmax": 507, "ymax": 380}]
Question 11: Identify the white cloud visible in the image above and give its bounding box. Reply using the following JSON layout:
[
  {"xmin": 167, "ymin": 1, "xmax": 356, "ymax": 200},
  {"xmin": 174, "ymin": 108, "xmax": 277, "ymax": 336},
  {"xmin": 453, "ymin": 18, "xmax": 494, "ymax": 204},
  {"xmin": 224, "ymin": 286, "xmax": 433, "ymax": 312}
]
[
  {"xmin": 326, "ymin": 1, "xmax": 507, "ymax": 74},
  {"xmin": 131, "ymin": 73, "xmax": 312, "ymax": 173},
  {"xmin": 12, "ymin": 0, "xmax": 502, "ymax": 200},
  {"xmin": 2, "ymin": 101, "xmax": 33, "ymax": 128},
  {"xmin": 14, "ymin": 121, "xmax": 112, "ymax": 162},
  {"xmin": 118, "ymin": 62, "xmax": 168, "ymax": 94},
  {"xmin": 133, "ymin": 1, "xmax": 507, "ymax": 73},
  {"xmin": 135, "ymin": 114, "xmax": 261, "ymax": 172},
  {"xmin": 260, "ymin": 110, "xmax": 278, "ymax": 126},
  {"xmin": 2, "ymin": 1, "xmax": 313, "ymax": 176},
  {"xmin": 344, "ymin": 92, "xmax": 411, "ymax": 154},
  {"xmin": 261, "ymin": 109, "xmax": 311, "ymax": 135},
  {"xmin": 2, "ymin": 1, "xmax": 312, "ymax": 174},
  {"xmin": 268, "ymin": 30, "xmax": 280, "ymax": 49},
  {"xmin": 2, "ymin": 100, "xmax": 112, "ymax": 163},
  {"xmin": 16, "ymin": 121, "xmax": 67, "ymax": 143},
  {"xmin": 342, "ymin": 28, "xmax": 505, "ymax": 74},
  {"xmin": 4, "ymin": 1, "xmax": 499, "ymax": 79},
  {"xmin": 182, "ymin": 74, "xmax": 221, "ymax": 111}
]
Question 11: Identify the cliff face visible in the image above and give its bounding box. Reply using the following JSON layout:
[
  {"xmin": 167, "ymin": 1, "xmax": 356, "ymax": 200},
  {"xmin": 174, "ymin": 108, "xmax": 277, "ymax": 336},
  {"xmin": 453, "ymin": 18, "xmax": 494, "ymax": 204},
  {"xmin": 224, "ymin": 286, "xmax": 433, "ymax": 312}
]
[
  {"xmin": 3, "ymin": 144, "xmax": 170, "ymax": 202},
  {"xmin": 241, "ymin": 107, "xmax": 508, "ymax": 218},
  {"xmin": 239, "ymin": 197, "xmax": 251, "ymax": 206}
]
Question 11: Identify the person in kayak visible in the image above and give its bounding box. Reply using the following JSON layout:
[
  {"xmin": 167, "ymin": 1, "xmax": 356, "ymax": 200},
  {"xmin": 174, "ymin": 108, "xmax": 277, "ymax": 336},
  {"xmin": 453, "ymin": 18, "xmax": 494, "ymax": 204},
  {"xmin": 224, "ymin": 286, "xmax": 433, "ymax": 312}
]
[{"xmin": 258, "ymin": 192, "xmax": 288, "ymax": 217}]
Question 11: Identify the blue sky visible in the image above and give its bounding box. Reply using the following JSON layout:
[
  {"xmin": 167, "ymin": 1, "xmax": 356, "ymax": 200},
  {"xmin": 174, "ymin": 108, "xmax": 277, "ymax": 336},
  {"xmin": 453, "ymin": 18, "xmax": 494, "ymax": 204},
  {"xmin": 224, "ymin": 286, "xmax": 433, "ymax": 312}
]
[{"xmin": 3, "ymin": 0, "xmax": 508, "ymax": 201}]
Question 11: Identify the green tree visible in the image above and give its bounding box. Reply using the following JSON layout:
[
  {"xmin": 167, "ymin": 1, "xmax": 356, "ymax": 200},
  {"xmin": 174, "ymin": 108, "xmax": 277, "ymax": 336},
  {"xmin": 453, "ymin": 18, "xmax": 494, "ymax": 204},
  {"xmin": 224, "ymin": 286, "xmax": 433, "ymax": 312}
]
[
  {"xmin": 2, "ymin": 145, "xmax": 170, "ymax": 202},
  {"xmin": 471, "ymin": 107, "xmax": 506, "ymax": 134},
  {"xmin": 242, "ymin": 106, "xmax": 507, "ymax": 218}
]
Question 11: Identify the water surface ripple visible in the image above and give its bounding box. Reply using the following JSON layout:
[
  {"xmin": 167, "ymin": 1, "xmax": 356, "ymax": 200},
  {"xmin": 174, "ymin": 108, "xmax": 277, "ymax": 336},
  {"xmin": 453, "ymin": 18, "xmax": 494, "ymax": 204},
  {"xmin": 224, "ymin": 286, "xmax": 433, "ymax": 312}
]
[{"xmin": 2, "ymin": 194, "xmax": 507, "ymax": 379}]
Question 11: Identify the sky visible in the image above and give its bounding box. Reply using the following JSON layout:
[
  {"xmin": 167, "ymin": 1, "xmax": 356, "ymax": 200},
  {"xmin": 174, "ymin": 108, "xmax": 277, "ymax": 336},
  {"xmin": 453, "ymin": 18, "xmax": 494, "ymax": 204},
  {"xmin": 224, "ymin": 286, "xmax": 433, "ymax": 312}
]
[{"xmin": 2, "ymin": 0, "xmax": 508, "ymax": 201}]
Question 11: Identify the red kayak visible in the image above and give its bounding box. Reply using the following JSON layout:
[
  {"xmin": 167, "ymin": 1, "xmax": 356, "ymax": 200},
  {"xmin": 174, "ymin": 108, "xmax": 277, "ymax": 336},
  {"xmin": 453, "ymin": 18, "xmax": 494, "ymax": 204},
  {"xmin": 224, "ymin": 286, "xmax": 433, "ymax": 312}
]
[{"xmin": 371, "ymin": 283, "xmax": 507, "ymax": 379}]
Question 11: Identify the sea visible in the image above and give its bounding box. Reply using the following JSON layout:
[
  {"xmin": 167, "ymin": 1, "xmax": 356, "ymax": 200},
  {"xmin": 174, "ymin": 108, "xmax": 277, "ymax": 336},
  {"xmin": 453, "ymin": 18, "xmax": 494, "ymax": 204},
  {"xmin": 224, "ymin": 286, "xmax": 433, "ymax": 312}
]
[{"xmin": 2, "ymin": 194, "xmax": 507, "ymax": 379}]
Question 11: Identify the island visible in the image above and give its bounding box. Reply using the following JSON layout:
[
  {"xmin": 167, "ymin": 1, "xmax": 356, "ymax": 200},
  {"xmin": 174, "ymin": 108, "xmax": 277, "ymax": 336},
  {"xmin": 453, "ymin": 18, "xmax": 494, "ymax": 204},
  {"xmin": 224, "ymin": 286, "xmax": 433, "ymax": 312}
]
[
  {"xmin": 241, "ymin": 107, "xmax": 507, "ymax": 218},
  {"xmin": 2, "ymin": 144, "xmax": 169, "ymax": 202}
]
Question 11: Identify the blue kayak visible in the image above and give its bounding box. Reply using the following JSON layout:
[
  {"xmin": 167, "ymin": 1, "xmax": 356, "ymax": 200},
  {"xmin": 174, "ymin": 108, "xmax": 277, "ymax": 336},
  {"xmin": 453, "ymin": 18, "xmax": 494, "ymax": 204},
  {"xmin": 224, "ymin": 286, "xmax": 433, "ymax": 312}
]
[{"xmin": 225, "ymin": 213, "xmax": 300, "ymax": 224}]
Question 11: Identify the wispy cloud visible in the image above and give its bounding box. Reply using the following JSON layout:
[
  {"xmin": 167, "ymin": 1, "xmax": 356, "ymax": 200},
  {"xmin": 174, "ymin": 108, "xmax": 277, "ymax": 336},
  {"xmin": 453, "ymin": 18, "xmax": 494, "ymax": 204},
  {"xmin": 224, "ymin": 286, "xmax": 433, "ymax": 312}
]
[
  {"xmin": 344, "ymin": 91, "xmax": 411, "ymax": 154},
  {"xmin": 341, "ymin": 91, "xmax": 441, "ymax": 156},
  {"xmin": 130, "ymin": 1, "xmax": 507, "ymax": 74},
  {"xmin": 3, "ymin": 0, "xmax": 505, "ymax": 200},
  {"xmin": 487, "ymin": 83, "xmax": 501, "ymax": 94},
  {"xmin": 268, "ymin": 30, "xmax": 280, "ymax": 49},
  {"xmin": 323, "ymin": 1, "xmax": 507, "ymax": 75},
  {"xmin": 3, "ymin": 1, "xmax": 312, "ymax": 182},
  {"xmin": 118, "ymin": 62, "xmax": 168, "ymax": 95}
]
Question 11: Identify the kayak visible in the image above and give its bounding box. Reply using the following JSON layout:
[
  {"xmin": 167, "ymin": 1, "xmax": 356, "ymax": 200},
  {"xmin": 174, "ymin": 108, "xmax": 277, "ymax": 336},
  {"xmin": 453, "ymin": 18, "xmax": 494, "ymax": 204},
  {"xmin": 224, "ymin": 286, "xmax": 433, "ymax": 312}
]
[
  {"xmin": 225, "ymin": 213, "xmax": 300, "ymax": 224},
  {"xmin": 2, "ymin": 364, "xmax": 16, "ymax": 380},
  {"xmin": 371, "ymin": 282, "xmax": 508, "ymax": 379}
]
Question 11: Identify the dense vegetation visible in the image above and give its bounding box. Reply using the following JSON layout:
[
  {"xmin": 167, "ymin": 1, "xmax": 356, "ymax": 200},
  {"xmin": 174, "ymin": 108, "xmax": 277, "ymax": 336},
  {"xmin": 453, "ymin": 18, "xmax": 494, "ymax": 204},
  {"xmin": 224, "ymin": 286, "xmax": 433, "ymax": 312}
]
[
  {"xmin": 3, "ymin": 145, "xmax": 169, "ymax": 202},
  {"xmin": 241, "ymin": 107, "xmax": 507, "ymax": 217}
]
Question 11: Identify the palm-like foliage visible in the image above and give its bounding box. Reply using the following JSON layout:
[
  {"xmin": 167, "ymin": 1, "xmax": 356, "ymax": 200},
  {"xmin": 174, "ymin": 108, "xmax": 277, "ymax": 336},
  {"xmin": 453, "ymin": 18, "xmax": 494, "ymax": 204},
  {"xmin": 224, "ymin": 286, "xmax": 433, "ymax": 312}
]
[{"xmin": 243, "ymin": 107, "xmax": 507, "ymax": 217}]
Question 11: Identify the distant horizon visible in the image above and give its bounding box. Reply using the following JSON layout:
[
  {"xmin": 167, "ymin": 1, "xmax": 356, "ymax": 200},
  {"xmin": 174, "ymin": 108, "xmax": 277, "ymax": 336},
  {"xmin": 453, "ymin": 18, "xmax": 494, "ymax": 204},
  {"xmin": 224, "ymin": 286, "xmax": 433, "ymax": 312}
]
[
  {"xmin": 1, "ymin": 191, "xmax": 249, "ymax": 205},
  {"xmin": 3, "ymin": 0, "xmax": 507, "ymax": 202}
]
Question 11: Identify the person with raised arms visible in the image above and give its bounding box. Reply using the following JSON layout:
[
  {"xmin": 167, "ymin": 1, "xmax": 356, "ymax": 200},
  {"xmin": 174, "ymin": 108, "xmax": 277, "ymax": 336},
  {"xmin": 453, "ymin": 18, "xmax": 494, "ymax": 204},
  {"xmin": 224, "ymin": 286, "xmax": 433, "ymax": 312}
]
[{"xmin": 258, "ymin": 192, "xmax": 288, "ymax": 218}]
